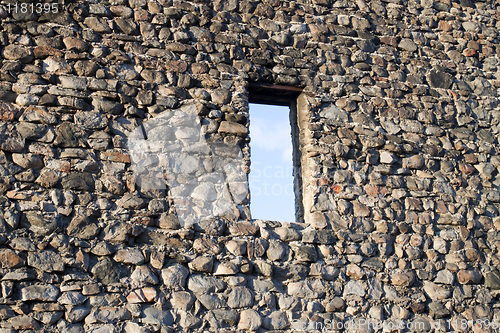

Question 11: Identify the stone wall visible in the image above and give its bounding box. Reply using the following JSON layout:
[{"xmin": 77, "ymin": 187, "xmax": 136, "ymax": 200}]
[{"xmin": 1, "ymin": 0, "xmax": 500, "ymax": 331}]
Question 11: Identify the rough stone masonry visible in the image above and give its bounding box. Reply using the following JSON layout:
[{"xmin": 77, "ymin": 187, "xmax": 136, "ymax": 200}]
[{"xmin": 0, "ymin": 0, "xmax": 500, "ymax": 332}]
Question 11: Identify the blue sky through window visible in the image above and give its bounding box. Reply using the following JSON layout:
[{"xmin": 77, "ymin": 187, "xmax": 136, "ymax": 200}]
[{"xmin": 249, "ymin": 103, "xmax": 295, "ymax": 222}]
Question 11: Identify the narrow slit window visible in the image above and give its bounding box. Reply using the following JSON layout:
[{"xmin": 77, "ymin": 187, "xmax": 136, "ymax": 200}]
[{"xmin": 249, "ymin": 103, "xmax": 296, "ymax": 222}]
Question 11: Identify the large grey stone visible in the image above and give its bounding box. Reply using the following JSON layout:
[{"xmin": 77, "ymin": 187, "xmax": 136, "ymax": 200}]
[
  {"xmin": 288, "ymin": 280, "xmax": 326, "ymax": 299},
  {"xmin": 131, "ymin": 266, "xmax": 159, "ymax": 286},
  {"xmin": 141, "ymin": 307, "xmax": 174, "ymax": 326},
  {"xmin": 54, "ymin": 122, "xmax": 86, "ymax": 147},
  {"xmin": 211, "ymin": 309, "xmax": 239, "ymax": 327},
  {"xmin": 263, "ymin": 311, "xmax": 289, "ymax": 330},
  {"xmin": 170, "ymin": 291, "xmax": 195, "ymax": 310},
  {"xmin": 238, "ymin": 309, "xmax": 262, "ymax": 330},
  {"xmin": 66, "ymin": 306, "xmax": 90, "ymax": 323},
  {"xmin": 27, "ymin": 251, "xmax": 64, "ymax": 272},
  {"xmin": 227, "ymin": 286, "xmax": 253, "ymax": 308},
  {"xmin": 162, "ymin": 264, "xmax": 189, "ymax": 290},
  {"xmin": 67, "ymin": 216, "xmax": 101, "ymax": 240},
  {"xmin": 21, "ymin": 284, "xmax": 59, "ymax": 301},
  {"xmin": 194, "ymin": 218, "xmax": 226, "ymax": 236},
  {"xmin": 16, "ymin": 123, "xmax": 49, "ymax": 140},
  {"xmin": 62, "ymin": 173, "xmax": 95, "ymax": 191},
  {"xmin": 84, "ymin": 17, "xmax": 112, "ymax": 33},
  {"xmin": 91, "ymin": 258, "xmax": 124, "ymax": 285},
  {"xmin": 320, "ymin": 105, "xmax": 348, "ymax": 123},
  {"xmin": 429, "ymin": 302, "xmax": 450, "ymax": 319},
  {"xmin": 114, "ymin": 248, "xmax": 145, "ymax": 265},
  {"xmin": 58, "ymin": 291, "xmax": 88, "ymax": 305},
  {"xmin": 91, "ymin": 307, "xmax": 131, "ymax": 324},
  {"xmin": 197, "ymin": 293, "xmax": 226, "ymax": 310},
  {"xmin": 266, "ymin": 241, "xmax": 287, "ymax": 261},
  {"xmin": 426, "ymin": 71, "xmax": 453, "ymax": 89},
  {"xmin": 21, "ymin": 212, "xmax": 58, "ymax": 235},
  {"xmin": 398, "ymin": 38, "xmax": 417, "ymax": 52},
  {"xmin": 116, "ymin": 193, "xmax": 146, "ymax": 209},
  {"xmin": 75, "ymin": 111, "xmax": 108, "ymax": 130},
  {"xmin": 485, "ymin": 271, "xmax": 500, "ymax": 290},
  {"xmin": 93, "ymin": 98, "xmax": 123, "ymax": 115},
  {"xmin": 3, "ymin": 45, "xmax": 33, "ymax": 63},
  {"xmin": 343, "ymin": 280, "xmax": 366, "ymax": 297},
  {"xmin": 187, "ymin": 274, "xmax": 226, "ymax": 294}
]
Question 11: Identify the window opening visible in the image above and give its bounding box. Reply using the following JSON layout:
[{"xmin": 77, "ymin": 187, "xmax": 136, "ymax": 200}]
[
  {"xmin": 249, "ymin": 103, "xmax": 295, "ymax": 222},
  {"xmin": 248, "ymin": 83, "xmax": 303, "ymax": 223}
]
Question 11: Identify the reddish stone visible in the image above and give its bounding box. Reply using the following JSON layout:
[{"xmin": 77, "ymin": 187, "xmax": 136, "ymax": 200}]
[
  {"xmin": 127, "ymin": 287, "xmax": 157, "ymax": 303},
  {"xmin": 193, "ymin": 238, "xmax": 224, "ymax": 255},
  {"xmin": 438, "ymin": 20, "xmax": 452, "ymax": 32},
  {"xmin": 346, "ymin": 264, "xmax": 364, "ymax": 280},
  {"xmin": 165, "ymin": 237, "xmax": 189, "ymax": 250},
  {"xmin": 380, "ymin": 36, "xmax": 398, "ymax": 47},
  {"xmin": 218, "ymin": 121, "xmax": 248, "ymax": 136},
  {"xmin": 33, "ymin": 46, "xmax": 63, "ymax": 58},
  {"xmin": 165, "ymin": 43, "xmax": 195, "ymax": 54},
  {"xmin": 436, "ymin": 200, "xmax": 448, "ymax": 214},
  {"xmin": 365, "ymin": 185, "xmax": 379, "ymax": 196},
  {"xmin": 391, "ymin": 271, "xmax": 415, "ymax": 287},
  {"xmin": 6, "ymin": 191, "xmax": 28, "ymax": 200},
  {"xmin": 457, "ymin": 270, "xmax": 482, "ymax": 284},
  {"xmin": 131, "ymin": 216, "xmax": 154, "ymax": 227},
  {"xmin": 254, "ymin": 3, "xmax": 275, "ymax": 18},
  {"xmin": 465, "ymin": 248, "xmax": 481, "ymax": 262},
  {"xmin": 464, "ymin": 153, "xmax": 478, "ymax": 164},
  {"xmin": 163, "ymin": 60, "xmax": 188, "ymax": 73},
  {"xmin": 463, "ymin": 48, "xmax": 477, "ymax": 57},
  {"xmin": 101, "ymin": 151, "xmax": 131, "ymax": 163},
  {"xmin": 63, "ymin": 37, "xmax": 89, "ymax": 52},
  {"xmin": 191, "ymin": 63, "xmax": 209, "ymax": 74},
  {"xmin": 458, "ymin": 162, "xmax": 476, "ymax": 175},
  {"xmin": 410, "ymin": 303, "xmax": 426, "ymax": 314},
  {"xmin": 0, "ymin": 249, "xmax": 25, "ymax": 269},
  {"xmin": 317, "ymin": 178, "xmax": 329, "ymax": 186},
  {"xmin": 0, "ymin": 101, "xmax": 23, "ymax": 122},
  {"xmin": 134, "ymin": 9, "xmax": 152, "ymax": 21},
  {"xmin": 75, "ymin": 249, "xmax": 89, "ymax": 270},
  {"xmin": 46, "ymin": 160, "xmax": 70, "ymax": 172},
  {"xmin": 332, "ymin": 185, "xmax": 343, "ymax": 194},
  {"xmin": 32, "ymin": 303, "xmax": 64, "ymax": 312},
  {"xmin": 228, "ymin": 222, "xmax": 259, "ymax": 236}
]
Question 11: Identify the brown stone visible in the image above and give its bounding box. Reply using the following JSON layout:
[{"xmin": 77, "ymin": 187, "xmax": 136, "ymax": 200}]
[
  {"xmin": 34, "ymin": 46, "xmax": 63, "ymax": 58},
  {"xmin": 100, "ymin": 150, "xmax": 131, "ymax": 163},
  {"xmin": 127, "ymin": 287, "xmax": 157, "ymax": 303},
  {"xmin": 391, "ymin": 271, "xmax": 415, "ymax": 287},
  {"xmin": 438, "ymin": 21, "xmax": 453, "ymax": 32},
  {"xmin": 457, "ymin": 270, "xmax": 482, "ymax": 284},
  {"xmin": 0, "ymin": 249, "xmax": 24, "ymax": 268},
  {"xmin": 163, "ymin": 60, "xmax": 188, "ymax": 72},
  {"xmin": 193, "ymin": 238, "xmax": 224, "ymax": 255},
  {"xmin": 0, "ymin": 136, "xmax": 23, "ymax": 154},
  {"xmin": 3, "ymin": 45, "xmax": 33, "ymax": 63},
  {"xmin": 36, "ymin": 169, "xmax": 60, "ymax": 188},
  {"xmin": 134, "ymin": 8, "xmax": 152, "ymax": 21},
  {"xmin": 458, "ymin": 162, "xmax": 476, "ymax": 175},
  {"xmin": 463, "ymin": 48, "xmax": 477, "ymax": 57},
  {"xmin": 7, "ymin": 316, "xmax": 40, "ymax": 330},
  {"xmin": 0, "ymin": 101, "xmax": 23, "ymax": 122},
  {"xmin": 114, "ymin": 248, "xmax": 145, "ymax": 265},
  {"xmin": 228, "ymin": 222, "xmax": 259, "ymax": 236}
]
